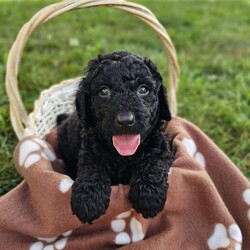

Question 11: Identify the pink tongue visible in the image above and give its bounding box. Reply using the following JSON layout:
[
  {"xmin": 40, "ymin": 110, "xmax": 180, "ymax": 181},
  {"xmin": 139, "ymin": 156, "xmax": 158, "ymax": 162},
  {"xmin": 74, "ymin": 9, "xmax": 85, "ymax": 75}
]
[{"xmin": 112, "ymin": 134, "xmax": 140, "ymax": 156}]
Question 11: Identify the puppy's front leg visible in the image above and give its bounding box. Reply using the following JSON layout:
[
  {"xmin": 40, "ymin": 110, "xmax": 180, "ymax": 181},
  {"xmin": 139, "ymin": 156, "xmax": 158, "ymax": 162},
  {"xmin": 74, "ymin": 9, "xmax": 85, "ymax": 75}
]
[
  {"xmin": 71, "ymin": 156, "xmax": 111, "ymax": 223},
  {"xmin": 129, "ymin": 157, "xmax": 170, "ymax": 219}
]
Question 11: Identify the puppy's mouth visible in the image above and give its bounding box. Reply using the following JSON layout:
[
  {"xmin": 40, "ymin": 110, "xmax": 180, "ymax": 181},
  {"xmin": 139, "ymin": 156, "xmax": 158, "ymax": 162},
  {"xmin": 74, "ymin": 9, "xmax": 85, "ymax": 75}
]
[{"xmin": 112, "ymin": 134, "xmax": 140, "ymax": 156}]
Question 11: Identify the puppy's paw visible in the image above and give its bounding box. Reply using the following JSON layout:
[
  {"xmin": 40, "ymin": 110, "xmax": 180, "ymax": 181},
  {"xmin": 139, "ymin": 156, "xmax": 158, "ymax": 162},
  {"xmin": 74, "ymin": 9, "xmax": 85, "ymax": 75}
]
[
  {"xmin": 71, "ymin": 176, "xmax": 111, "ymax": 223},
  {"xmin": 129, "ymin": 181, "xmax": 168, "ymax": 218}
]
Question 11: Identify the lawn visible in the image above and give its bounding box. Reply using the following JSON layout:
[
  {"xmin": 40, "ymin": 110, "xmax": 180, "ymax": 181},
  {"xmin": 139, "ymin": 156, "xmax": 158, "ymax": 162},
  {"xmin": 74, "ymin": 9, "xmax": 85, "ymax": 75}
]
[{"xmin": 0, "ymin": 0, "xmax": 249, "ymax": 195}]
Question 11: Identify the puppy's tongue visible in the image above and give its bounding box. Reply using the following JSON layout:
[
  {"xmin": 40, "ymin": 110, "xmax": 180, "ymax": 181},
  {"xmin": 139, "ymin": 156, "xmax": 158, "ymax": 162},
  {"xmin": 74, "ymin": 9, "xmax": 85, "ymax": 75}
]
[{"xmin": 112, "ymin": 134, "xmax": 140, "ymax": 156}]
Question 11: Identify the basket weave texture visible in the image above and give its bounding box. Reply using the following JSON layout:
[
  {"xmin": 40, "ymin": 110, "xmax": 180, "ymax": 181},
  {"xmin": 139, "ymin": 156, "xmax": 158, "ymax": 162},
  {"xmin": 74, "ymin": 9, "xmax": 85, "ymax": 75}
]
[{"xmin": 5, "ymin": 0, "xmax": 179, "ymax": 140}]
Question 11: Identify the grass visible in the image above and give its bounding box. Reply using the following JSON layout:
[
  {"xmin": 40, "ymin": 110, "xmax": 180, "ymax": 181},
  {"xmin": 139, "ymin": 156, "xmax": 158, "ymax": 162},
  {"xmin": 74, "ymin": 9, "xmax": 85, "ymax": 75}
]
[{"xmin": 0, "ymin": 0, "xmax": 249, "ymax": 195}]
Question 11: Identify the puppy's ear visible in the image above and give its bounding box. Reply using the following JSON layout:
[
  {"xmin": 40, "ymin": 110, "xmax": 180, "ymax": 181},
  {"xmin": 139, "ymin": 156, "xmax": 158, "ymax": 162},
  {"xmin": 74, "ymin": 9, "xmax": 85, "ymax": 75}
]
[
  {"xmin": 144, "ymin": 58, "xmax": 171, "ymax": 121},
  {"xmin": 158, "ymin": 84, "xmax": 171, "ymax": 121},
  {"xmin": 75, "ymin": 78, "xmax": 92, "ymax": 127}
]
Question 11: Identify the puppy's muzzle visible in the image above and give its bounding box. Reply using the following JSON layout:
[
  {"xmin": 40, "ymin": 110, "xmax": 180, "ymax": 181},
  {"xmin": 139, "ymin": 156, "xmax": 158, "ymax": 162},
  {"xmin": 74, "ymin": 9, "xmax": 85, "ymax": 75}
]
[{"xmin": 115, "ymin": 111, "xmax": 135, "ymax": 127}]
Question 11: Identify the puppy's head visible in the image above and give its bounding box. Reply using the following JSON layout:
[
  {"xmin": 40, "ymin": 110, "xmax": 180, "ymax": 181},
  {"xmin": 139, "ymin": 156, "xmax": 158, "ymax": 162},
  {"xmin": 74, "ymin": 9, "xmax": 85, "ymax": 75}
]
[{"xmin": 76, "ymin": 50, "xmax": 171, "ymax": 156}]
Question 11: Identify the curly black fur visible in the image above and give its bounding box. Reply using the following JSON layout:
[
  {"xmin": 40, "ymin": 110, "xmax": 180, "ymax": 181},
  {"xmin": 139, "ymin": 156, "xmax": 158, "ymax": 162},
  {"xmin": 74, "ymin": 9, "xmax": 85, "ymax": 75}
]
[{"xmin": 57, "ymin": 50, "xmax": 174, "ymax": 223}]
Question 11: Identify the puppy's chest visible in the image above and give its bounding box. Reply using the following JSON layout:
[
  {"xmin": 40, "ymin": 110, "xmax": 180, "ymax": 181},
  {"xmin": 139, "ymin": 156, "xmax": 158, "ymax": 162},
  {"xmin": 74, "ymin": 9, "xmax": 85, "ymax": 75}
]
[{"xmin": 109, "ymin": 157, "xmax": 136, "ymax": 185}]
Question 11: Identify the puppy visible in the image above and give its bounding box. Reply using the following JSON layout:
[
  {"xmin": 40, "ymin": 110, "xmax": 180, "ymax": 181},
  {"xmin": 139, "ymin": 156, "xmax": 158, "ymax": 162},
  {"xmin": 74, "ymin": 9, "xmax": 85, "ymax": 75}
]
[{"xmin": 57, "ymin": 50, "xmax": 174, "ymax": 223}]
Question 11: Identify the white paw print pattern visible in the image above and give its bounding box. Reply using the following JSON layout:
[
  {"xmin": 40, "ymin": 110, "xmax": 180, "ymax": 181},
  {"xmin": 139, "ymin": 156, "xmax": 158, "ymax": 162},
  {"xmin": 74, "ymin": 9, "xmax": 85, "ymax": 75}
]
[
  {"xmin": 243, "ymin": 189, "xmax": 250, "ymax": 220},
  {"xmin": 168, "ymin": 167, "xmax": 173, "ymax": 175},
  {"xmin": 111, "ymin": 210, "xmax": 145, "ymax": 245},
  {"xmin": 59, "ymin": 176, "xmax": 74, "ymax": 193},
  {"xmin": 182, "ymin": 138, "xmax": 205, "ymax": 168},
  {"xmin": 30, "ymin": 230, "xmax": 72, "ymax": 250},
  {"xmin": 208, "ymin": 223, "xmax": 242, "ymax": 250},
  {"xmin": 19, "ymin": 138, "xmax": 56, "ymax": 169}
]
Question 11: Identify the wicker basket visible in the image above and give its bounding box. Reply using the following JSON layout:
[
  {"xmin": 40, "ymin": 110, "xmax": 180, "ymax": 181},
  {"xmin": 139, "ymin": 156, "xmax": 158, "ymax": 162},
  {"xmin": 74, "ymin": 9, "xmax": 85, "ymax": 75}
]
[{"xmin": 5, "ymin": 0, "xmax": 180, "ymax": 140}]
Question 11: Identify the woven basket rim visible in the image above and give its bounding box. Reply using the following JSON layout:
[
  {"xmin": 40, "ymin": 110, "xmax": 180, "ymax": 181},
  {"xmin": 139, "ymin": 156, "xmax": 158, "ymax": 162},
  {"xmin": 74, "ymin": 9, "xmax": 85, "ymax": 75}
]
[{"xmin": 5, "ymin": 0, "xmax": 180, "ymax": 140}]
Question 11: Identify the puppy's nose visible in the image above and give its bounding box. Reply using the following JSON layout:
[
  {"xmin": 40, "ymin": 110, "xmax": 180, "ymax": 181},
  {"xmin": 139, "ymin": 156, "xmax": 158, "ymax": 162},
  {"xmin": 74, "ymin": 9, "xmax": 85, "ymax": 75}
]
[{"xmin": 116, "ymin": 111, "xmax": 135, "ymax": 127}]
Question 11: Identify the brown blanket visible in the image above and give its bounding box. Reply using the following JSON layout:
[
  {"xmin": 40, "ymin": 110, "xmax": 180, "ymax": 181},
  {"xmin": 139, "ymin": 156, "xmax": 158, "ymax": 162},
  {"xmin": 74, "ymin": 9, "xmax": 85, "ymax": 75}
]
[{"xmin": 0, "ymin": 116, "xmax": 249, "ymax": 250}]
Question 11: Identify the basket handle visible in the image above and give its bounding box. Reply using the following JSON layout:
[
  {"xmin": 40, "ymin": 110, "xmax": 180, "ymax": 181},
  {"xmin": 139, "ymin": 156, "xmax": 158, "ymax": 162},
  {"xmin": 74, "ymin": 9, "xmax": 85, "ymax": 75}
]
[{"xmin": 5, "ymin": 0, "xmax": 180, "ymax": 140}]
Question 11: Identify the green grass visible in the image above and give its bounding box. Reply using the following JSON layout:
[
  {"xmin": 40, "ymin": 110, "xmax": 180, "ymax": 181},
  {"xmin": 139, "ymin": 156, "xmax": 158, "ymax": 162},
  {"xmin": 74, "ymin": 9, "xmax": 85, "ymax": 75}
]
[{"xmin": 0, "ymin": 0, "xmax": 249, "ymax": 195}]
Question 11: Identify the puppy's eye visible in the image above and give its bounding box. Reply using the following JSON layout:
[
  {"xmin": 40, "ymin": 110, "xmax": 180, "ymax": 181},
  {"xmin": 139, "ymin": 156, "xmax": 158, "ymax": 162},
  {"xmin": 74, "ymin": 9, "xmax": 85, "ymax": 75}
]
[
  {"xmin": 99, "ymin": 86, "xmax": 111, "ymax": 97},
  {"xmin": 137, "ymin": 85, "xmax": 149, "ymax": 96}
]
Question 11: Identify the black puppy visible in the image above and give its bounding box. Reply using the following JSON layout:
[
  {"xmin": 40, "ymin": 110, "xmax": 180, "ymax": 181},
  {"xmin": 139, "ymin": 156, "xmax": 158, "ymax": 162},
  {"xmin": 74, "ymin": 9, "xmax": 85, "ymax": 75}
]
[{"xmin": 57, "ymin": 50, "xmax": 173, "ymax": 223}]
